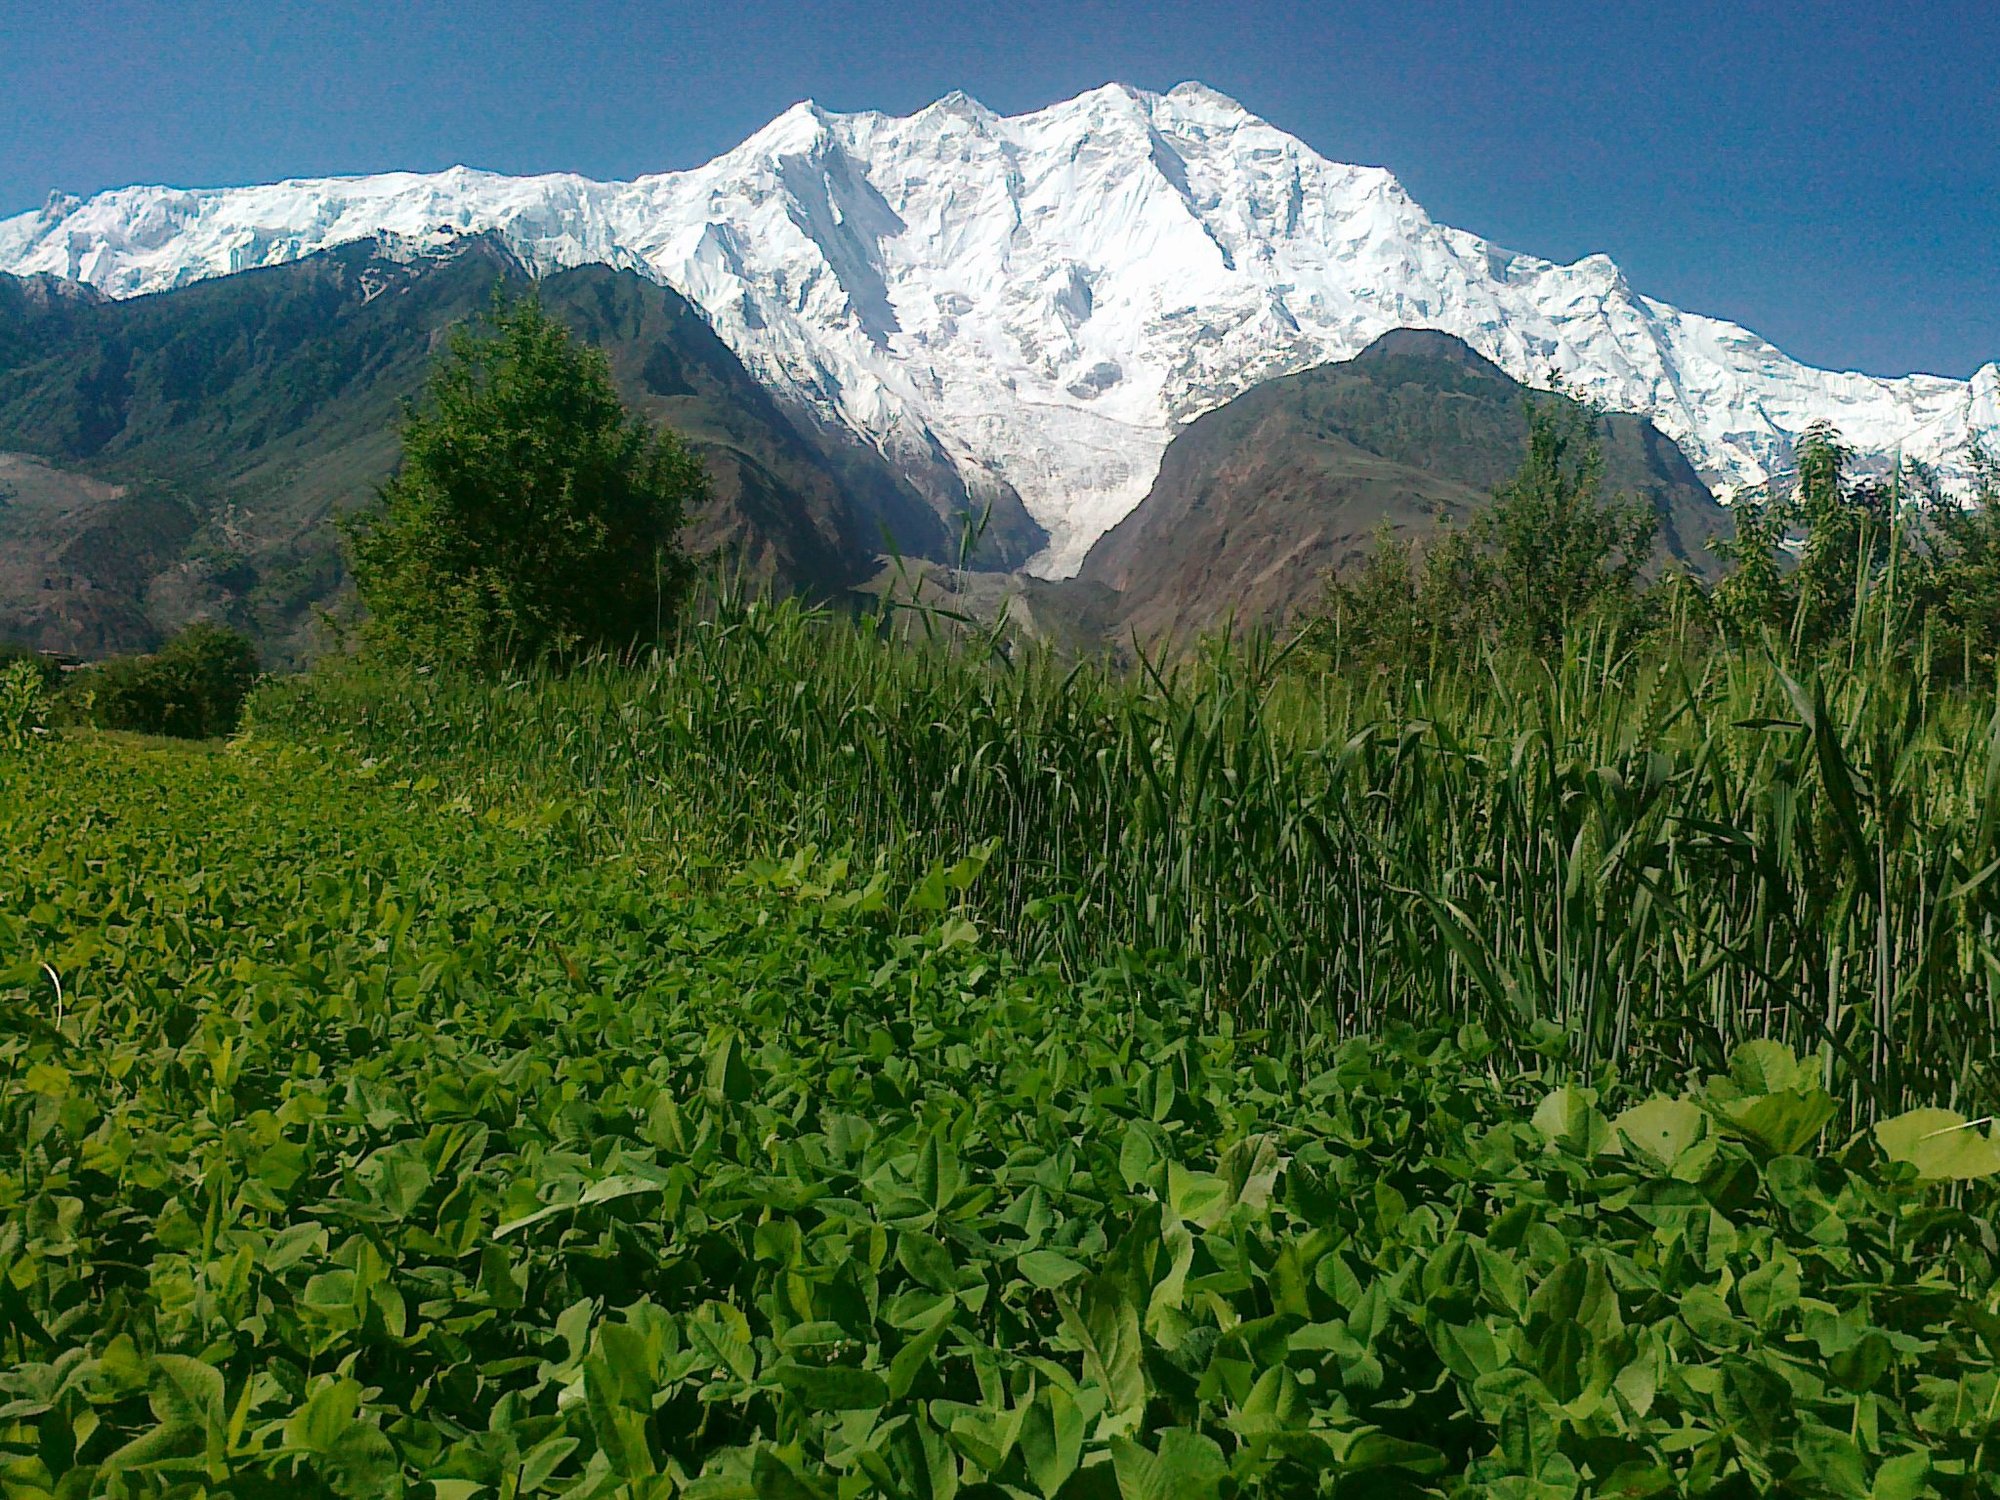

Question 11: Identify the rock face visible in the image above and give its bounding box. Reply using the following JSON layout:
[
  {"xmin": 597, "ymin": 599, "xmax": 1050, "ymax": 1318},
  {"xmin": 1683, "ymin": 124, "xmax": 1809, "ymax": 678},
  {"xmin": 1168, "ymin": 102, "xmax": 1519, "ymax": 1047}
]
[
  {"xmin": 0, "ymin": 240, "xmax": 905, "ymax": 661},
  {"xmin": 1077, "ymin": 329, "xmax": 1731, "ymax": 644},
  {"xmin": 4, "ymin": 82, "xmax": 1994, "ymax": 575}
]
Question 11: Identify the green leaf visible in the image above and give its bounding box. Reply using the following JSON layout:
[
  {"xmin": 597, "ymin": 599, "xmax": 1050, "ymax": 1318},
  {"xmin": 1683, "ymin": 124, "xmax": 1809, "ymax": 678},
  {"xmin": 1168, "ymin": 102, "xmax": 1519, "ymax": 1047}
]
[
  {"xmin": 1111, "ymin": 1430, "xmax": 1227, "ymax": 1500},
  {"xmin": 705, "ymin": 1028, "xmax": 754, "ymax": 1104},
  {"xmin": 1829, "ymin": 1331, "xmax": 1892, "ymax": 1394},
  {"xmin": 1728, "ymin": 1038, "xmax": 1810, "ymax": 1095},
  {"xmin": 1737, "ymin": 1255, "xmax": 1802, "ymax": 1326},
  {"xmin": 906, "ymin": 864, "xmax": 949, "ymax": 913},
  {"xmin": 1872, "ymin": 1452, "xmax": 1932, "ymax": 1500},
  {"xmin": 1018, "ymin": 1249, "xmax": 1090, "ymax": 1290},
  {"xmin": 772, "ymin": 1363, "xmax": 889, "ymax": 1411},
  {"xmin": 687, "ymin": 1300, "xmax": 758, "ymax": 1383},
  {"xmin": 1534, "ymin": 1319, "xmax": 1590, "ymax": 1403},
  {"xmin": 896, "ymin": 1227, "xmax": 965, "ymax": 1292},
  {"xmin": 492, "ymin": 1174, "xmax": 666, "ymax": 1238},
  {"xmin": 749, "ymin": 1444, "xmax": 833, "ymax": 1499},
  {"xmin": 886, "ymin": 1300, "xmax": 956, "ymax": 1401},
  {"xmin": 319, "ymin": 1423, "xmax": 404, "ymax": 1499},
  {"xmin": 1117, "ymin": 1127, "xmax": 1158, "ymax": 1191},
  {"xmin": 1058, "ymin": 1275, "xmax": 1145, "ymax": 1429},
  {"xmin": 1167, "ymin": 1163, "xmax": 1229, "ymax": 1228},
  {"xmin": 1612, "ymin": 1096, "xmax": 1705, "ymax": 1166},
  {"xmin": 1533, "ymin": 1085, "xmax": 1615, "ymax": 1155},
  {"xmin": 1793, "ymin": 1421, "xmax": 1869, "ymax": 1500},
  {"xmin": 1723, "ymin": 1088, "xmax": 1836, "ymax": 1156},
  {"xmin": 148, "ymin": 1355, "xmax": 225, "ymax": 1436},
  {"xmin": 1218, "ymin": 1134, "xmax": 1283, "ymax": 1215},
  {"xmin": 284, "ymin": 1379, "xmax": 362, "ymax": 1454},
  {"xmin": 517, "ymin": 1433, "xmax": 579, "ymax": 1492},
  {"xmin": 1431, "ymin": 1319, "xmax": 1506, "ymax": 1381},
  {"xmin": 1339, "ymin": 1430, "xmax": 1446, "ymax": 1475},
  {"xmin": 1717, "ymin": 1356, "xmax": 1789, "ymax": 1453},
  {"xmin": 1875, "ymin": 1107, "xmax": 2000, "ymax": 1180},
  {"xmin": 1018, "ymin": 1386, "xmax": 1085, "ymax": 1498},
  {"xmin": 1598, "ymin": 1461, "xmax": 1673, "ymax": 1498}
]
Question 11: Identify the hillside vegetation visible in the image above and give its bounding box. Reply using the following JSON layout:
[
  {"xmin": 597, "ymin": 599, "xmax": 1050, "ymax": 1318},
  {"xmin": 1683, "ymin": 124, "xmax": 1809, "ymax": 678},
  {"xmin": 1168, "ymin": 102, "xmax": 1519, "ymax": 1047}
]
[{"xmin": 1078, "ymin": 331, "xmax": 1727, "ymax": 643}]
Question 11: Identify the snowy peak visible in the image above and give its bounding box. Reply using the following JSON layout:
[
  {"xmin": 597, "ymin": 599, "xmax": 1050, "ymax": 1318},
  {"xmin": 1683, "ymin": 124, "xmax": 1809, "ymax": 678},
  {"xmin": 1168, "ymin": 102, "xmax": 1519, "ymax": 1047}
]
[{"xmin": 4, "ymin": 82, "xmax": 1992, "ymax": 574}]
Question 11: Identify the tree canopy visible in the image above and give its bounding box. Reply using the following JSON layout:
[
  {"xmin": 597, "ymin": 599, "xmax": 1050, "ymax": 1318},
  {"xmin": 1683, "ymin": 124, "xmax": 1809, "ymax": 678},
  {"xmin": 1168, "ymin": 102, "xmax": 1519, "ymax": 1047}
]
[{"xmin": 342, "ymin": 292, "xmax": 705, "ymax": 668}]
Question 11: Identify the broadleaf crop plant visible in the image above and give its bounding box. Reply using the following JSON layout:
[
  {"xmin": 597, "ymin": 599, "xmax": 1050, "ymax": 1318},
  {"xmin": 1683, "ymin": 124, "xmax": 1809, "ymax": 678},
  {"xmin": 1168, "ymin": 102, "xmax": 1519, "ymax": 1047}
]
[{"xmin": 8, "ymin": 599, "xmax": 2000, "ymax": 1495}]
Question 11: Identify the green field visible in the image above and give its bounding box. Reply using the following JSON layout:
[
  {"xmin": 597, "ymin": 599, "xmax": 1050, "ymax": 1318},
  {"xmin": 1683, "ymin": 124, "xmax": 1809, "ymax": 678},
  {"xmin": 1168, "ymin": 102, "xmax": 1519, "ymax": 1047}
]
[{"xmin": 7, "ymin": 611, "xmax": 2000, "ymax": 1496}]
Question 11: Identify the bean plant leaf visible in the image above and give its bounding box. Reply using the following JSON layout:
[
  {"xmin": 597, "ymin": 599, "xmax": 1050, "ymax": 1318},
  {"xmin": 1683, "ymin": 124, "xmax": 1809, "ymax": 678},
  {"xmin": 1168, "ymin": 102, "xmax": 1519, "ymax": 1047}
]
[
  {"xmin": 17, "ymin": 697, "xmax": 2000, "ymax": 1500},
  {"xmin": 1019, "ymin": 1249, "xmax": 1091, "ymax": 1290},
  {"xmin": 1059, "ymin": 1276, "xmax": 1146, "ymax": 1430},
  {"xmin": 1111, "ymin": 1429, "xmax": 1227, "ymax": 1500},
  {"xmin": 1722, "ymin": 1089, "xmax": 1837, "ymax": 1156},
  {"xmin": 1875, "ymin": 1108, "xmax": 2000, "ymax": 1180},
  {"xmin": 1613, "ymin": 1096, "xmax": 1704, "ymax": 1166},
  {"xmin": 1533, "ymin": 1085, "xmax": 1615, "ymax": 1156},
  {"xmin": 1729, "ymin": 1039, "xmax": 1812, "ymax": 1096},
  {"xmin": 492, "ymin": 1175, "xmax": 666, "ymax": 1238},
  {"xmin": 773, "ymin": 1363, "xmax": 889, "ymax": 1411}
]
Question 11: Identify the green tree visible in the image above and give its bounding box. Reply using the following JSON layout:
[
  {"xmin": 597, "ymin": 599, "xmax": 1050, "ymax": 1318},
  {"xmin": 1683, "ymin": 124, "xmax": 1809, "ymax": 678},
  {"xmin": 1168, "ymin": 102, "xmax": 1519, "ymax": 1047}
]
[
  {"xmin": 1789, "ymin": 421, "xmax": 1875, "ymax": 644},
  {"xmin": 1709, "ymin": 487, "xmax": 1796, "ymax": 639},
  {"xmin": 1709, "ymin": 422, "xmax": 1922, "ymax": 655},
  {"xmin": 1916, "ymin": 444, "xmax": 2000, "ymax": 680},
  {"xmin": 341, "ymin": 291, "xmax": 705, "ymax": 668},
  {"xmin": 1310, "ymin": 522, "xmax": 1494, "ymax": 671},
  {"xmin": 1308, "ymin": 398, "xmax": 1662, "ymax": 669},
  {"xmin": 1476, "ymin": 397, "xmax": 1657, "ymax": 650}
]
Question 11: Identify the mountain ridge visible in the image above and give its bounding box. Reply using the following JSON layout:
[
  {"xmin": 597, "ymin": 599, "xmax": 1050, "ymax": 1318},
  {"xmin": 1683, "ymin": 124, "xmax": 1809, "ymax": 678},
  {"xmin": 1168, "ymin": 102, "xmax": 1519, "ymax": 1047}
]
[
  {"xmin": 4, "ymin": 80, "xmax": 1996, "ymax": 574},
  {"xmin": 0, "ymin": 238, "xmax": 910, "ymax": 660}
]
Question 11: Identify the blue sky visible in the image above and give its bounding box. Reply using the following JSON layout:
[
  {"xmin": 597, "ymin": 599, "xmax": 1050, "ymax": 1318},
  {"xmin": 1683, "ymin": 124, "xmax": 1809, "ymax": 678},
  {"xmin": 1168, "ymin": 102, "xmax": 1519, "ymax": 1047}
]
[{"xmin": 3, "ymin": 0, "xmax": 1994, "ymax": 378}]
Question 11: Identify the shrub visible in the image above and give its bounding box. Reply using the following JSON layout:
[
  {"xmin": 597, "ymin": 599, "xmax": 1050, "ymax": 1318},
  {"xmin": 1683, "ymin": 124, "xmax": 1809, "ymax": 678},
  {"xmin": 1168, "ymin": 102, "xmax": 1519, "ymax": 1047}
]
[
  {"xmin": 1915, "ymin": 443, "xmax": 2000, "ymax": 680},
  {"xmin": 1480, "ymin": 396, "xmax": 1656, "ymax": 648},
  {"xmin": 1308, "ymin": 520, "xmax": 1489, "ymax": 669},
  {"xmin": 0, "ymin": 639, "xmax": 60, "ymax": 692},
  {"xmin": 70, "ymin": 622, "xmax": 260, "ymax": 739}
]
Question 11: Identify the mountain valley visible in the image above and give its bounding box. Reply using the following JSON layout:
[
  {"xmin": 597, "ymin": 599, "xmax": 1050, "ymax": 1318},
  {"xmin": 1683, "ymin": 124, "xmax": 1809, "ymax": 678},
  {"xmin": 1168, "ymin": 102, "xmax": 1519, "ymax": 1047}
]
[{"xmin": 0, "ymin": 239, "xmax": 937, "ymax": 660}]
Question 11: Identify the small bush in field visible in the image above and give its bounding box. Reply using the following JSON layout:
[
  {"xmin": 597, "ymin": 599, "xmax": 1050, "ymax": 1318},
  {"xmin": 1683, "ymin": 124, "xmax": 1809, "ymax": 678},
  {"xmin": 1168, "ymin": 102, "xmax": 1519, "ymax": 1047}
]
[{"xmin": 69, "ymin": 622, "xmax": 259, "ymax": 739}]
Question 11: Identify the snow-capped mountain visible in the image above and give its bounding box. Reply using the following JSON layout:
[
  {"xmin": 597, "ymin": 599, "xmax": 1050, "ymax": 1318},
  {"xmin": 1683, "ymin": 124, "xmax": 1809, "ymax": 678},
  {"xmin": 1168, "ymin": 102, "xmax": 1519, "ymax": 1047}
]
[{"xmin": 6, "ymin": 81, "xmax": 1993, "ymax": 575}]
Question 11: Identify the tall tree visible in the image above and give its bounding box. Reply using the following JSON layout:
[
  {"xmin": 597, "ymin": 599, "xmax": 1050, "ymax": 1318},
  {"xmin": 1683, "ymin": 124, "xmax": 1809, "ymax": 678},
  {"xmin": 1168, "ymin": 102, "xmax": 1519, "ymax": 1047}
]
[
  {"xmin": 1477, "ymin": 397, "xmax": 1657, "ymax": 649},
  {"xmin": 342, "ymin": 291, "xmax": 705, "ymax": 668}
]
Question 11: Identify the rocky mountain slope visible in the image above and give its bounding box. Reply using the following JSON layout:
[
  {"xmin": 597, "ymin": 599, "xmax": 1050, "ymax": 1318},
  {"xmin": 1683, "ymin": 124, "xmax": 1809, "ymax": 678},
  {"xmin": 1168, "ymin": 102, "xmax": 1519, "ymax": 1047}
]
[
  {"xmin": 0, "ymin": 238, "xmax": 916, "ymax": 660},
  {"xmin": 4, "ymin": 82, "xmax": 1994, "ymax": 575},
  {"xmin": 1078, "ymin": 330, "xmax": 1731, "ymax": 643}
]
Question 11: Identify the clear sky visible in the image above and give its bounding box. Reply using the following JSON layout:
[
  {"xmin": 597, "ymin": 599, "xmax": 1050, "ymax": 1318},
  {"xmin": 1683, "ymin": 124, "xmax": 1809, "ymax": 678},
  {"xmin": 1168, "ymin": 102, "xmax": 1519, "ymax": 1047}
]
[{"xmin": 3, "ymin": 0, "xmax": 1994, "ymax": 379}]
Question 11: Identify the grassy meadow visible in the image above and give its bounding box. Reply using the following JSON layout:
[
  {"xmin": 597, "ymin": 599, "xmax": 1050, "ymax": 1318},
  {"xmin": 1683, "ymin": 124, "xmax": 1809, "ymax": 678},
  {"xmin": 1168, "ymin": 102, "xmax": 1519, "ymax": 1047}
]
[{"xmin": 7, "ymin": 596, "xmax": 2000, "ymax": 1495}]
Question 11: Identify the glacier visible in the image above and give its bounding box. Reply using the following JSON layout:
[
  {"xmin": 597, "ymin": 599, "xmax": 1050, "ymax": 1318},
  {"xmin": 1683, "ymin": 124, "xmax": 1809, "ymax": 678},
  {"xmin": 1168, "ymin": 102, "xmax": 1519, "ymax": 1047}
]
[{"xmin": 4, "ymin": 80, "xmax": 1994, "ymax": 575}]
